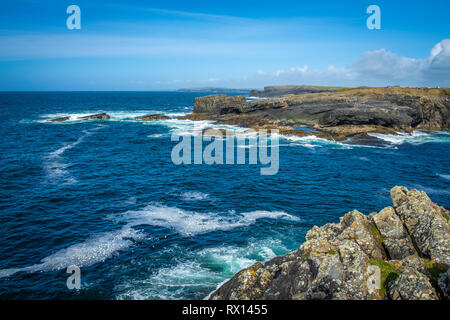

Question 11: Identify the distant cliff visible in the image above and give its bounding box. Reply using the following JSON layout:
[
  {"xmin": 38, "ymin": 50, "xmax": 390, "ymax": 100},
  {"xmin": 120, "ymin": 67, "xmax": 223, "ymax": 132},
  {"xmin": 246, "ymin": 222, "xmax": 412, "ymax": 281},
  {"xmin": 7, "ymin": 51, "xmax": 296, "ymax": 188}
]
[
  {"xmin": 177, "ymin": 87, "xmax": 250, "ymax": 93},
  {"xmin": 210, "ymin": 186, "xmax": 450, "ymax": 300},
  {"xmin": 249, "ymin": 85, "xmax": 343, "ymax": 98}
]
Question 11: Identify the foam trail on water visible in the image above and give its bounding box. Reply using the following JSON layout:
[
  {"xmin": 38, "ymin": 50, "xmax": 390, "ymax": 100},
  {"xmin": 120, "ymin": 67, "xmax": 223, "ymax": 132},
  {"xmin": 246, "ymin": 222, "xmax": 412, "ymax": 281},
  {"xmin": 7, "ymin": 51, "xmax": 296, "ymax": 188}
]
[
  {"xmin": 413, "ymin": 184, "xmax": 450, "ymax": 196},
  {"xmin": 43, "ymin": 125, "xmax": 105, "ymax": 184},
  {"xmin": 437, "ymin": 174, "xmax": 450, "ymax": 181},
  {"xmin": 114, "ymin": 204, "xmax": 300, "ymax": 236},
  {"xmin": 0, "ymin": 227, "xmax": 144, "ymax": 279}
]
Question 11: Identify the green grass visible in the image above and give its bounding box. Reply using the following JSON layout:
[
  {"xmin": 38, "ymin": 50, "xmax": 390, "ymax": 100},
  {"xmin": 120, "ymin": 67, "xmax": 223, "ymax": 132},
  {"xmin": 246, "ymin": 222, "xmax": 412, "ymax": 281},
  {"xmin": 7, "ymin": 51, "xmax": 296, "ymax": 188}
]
[
  {"xmin": 369, "ymin": 223, "xmax": 384, "ymax": 249},
  {"xmin": 423, "ymin": 259, "xmax": 448, "ymax": 279},
  {"xmin": 335, "ymin": 87, "xmax": 353, "ymax": 92},
  {"xmin": 370, "ymin": 258, "xmax": 401, "ymax": 298},
  {"xmin": 443, "ymin": 213, "xmax": 450, "ymax": 223}
]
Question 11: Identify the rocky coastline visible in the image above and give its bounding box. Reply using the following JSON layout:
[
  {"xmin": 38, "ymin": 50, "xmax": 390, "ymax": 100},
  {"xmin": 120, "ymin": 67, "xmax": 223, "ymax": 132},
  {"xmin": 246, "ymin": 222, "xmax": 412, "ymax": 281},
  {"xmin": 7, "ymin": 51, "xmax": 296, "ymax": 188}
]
[
  {"xmin": 210, "ymin": 186, "xmax": 450, "ymax": 300},
  {"xmin": 184, "ymin": 87, "xmax": 450, "ymax": 143}
]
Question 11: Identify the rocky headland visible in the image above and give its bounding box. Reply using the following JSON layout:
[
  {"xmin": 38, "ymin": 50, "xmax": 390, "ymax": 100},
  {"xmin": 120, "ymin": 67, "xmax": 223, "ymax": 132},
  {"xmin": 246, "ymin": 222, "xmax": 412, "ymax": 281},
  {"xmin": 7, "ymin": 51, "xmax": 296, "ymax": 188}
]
[
  {"xmin": 249, "ymin": 85, "xmax": 343, "ymax": 98},
  {"xmin": 185, "ymin": 87, "xmax": 450, "ymax": 142},
  {"xmin": 210, "ymin": 186, "xmax": 450, "ymax": 300}
]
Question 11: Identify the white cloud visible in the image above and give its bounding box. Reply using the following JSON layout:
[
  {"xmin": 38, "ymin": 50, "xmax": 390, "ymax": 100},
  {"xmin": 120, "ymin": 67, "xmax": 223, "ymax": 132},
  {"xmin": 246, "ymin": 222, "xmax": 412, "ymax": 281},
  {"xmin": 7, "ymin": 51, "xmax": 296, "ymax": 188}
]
[{"xmin": 248, "ymin": 39, "xmax": 450, "ymax": 87}]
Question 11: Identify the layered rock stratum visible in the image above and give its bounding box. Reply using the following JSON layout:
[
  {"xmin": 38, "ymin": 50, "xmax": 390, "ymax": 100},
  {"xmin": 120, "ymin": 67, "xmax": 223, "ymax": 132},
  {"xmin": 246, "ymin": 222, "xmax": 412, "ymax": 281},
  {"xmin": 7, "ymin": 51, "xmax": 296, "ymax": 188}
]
[
  {"xmin": 210, "ymin": 186, "xmax": 450, "ymax": 300},
  {"xmin": 188, "ymin": 87, "xmax": 450, "ymax": 141}
]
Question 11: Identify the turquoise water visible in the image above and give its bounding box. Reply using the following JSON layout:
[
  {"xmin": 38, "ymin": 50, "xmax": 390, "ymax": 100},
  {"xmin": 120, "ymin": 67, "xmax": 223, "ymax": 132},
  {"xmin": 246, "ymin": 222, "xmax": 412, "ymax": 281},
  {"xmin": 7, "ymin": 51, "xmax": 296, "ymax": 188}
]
[{"xmin": 0, "ymin": 92, "xmax": 449, "ymax": 299}]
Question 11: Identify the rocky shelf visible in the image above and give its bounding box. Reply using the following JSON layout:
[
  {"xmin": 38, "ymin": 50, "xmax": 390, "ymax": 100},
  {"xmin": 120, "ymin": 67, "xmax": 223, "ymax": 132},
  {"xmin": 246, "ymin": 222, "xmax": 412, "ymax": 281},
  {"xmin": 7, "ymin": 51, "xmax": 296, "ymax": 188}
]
[
  {"xmin": 209, "ymin": 186, "xmax": 450, "ymax": 300},
  {"xmin": 185, "ymin": 87, "xmax": 450, "ymax": 141}
]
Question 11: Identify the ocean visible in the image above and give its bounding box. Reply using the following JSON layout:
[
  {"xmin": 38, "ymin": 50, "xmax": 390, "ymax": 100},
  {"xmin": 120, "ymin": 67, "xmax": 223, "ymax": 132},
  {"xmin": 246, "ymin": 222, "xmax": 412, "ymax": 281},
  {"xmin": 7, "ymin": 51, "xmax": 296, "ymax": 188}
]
[{"xmin": 0, "ymin": 91, "xmax": 449, "ymax": 299}]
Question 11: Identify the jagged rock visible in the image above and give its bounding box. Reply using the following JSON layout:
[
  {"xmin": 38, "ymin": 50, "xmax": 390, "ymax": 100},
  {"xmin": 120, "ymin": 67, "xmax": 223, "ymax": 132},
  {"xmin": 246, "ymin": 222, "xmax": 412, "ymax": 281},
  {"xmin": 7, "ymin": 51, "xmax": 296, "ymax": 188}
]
[
  {"xmin": 372, "ymin": 206, "xmax": 416, "ymax": 259},
  {"xmin": 210, "ymin": 186, "xmax": 449, "ymax": 300},
  {"xmin": 211, "ymin": 210, "xmax": 383, "ymax": 300},
  {"xmin": 388, "ymin": 255, "xmax": 429, "ymax": 276},
  {"xmin": 391, "ymin": 186, "xmax": 450, "ymax": 266},
  {"xmin": 193, "ymin": 94, "xmax": 246, "ymax": 114},
  {"xmin": 438, "ymin": 270, "xmax": 450, "ymax": 298},
  {"xmin": 135, "ymin": 114, "xmax": 169, "ymax": 121},
  {"xmin": 388, "ymin": 267, "xmax": 438, "ymax": 300}
]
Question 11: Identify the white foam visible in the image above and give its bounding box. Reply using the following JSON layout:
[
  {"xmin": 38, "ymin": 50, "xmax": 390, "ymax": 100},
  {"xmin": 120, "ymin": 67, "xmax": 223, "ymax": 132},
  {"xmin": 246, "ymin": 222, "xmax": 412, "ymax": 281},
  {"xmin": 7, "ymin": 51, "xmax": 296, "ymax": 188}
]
[
  {"xmin": 180, "ymin": 191, "xmax": 210, "ymax": 201},
  {"xmin": 147, "ymin": 133, "xmax": 166, "ymax": 139},
  {"xmin": 116, "ymin": 261, "xmax": 223, "ymax": 300},
  {"xmin": 368, "ymin": 130, "xmax": 450, "ymax": 145},
  {"xmin": 281, "ymin": 134, "xmax": 351, "ymax": 149},
  {"xmin": 0, "ymin": 227, "xmax": 144, "ymax": 278},
  {"xmin": 114, "ymin": 204, "xmax": 300, "ymax": 236},
  {"xmin": 115, "ymin": 238, "xmax": 290, "ymax": 300},
  {"xmin": 437, "ymin": 174, "xmax": 450, "ymax": 181}
]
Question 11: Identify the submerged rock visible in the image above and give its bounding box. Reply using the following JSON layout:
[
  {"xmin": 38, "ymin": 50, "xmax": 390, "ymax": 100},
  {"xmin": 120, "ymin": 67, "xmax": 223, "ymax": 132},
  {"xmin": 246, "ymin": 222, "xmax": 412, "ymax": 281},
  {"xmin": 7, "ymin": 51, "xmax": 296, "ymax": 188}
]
[
  {"xmin": 210, "ymin": 186, "xmax": 450, "ymax": 300},
  {"xmin": 49, "ymin": 116, "xmax": 70, "ymax": 122}
]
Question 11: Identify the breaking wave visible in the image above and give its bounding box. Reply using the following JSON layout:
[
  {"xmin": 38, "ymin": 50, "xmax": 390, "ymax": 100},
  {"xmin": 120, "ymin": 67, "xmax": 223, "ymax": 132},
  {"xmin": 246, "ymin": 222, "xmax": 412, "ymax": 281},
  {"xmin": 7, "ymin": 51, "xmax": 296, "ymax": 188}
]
[
  {"xmin": 113, "ymin": 204, "xmax": 300, "ymax": 236},
  {"xmin": 368, "ymin": 130, "xmax": 450, "ymax": 146}
]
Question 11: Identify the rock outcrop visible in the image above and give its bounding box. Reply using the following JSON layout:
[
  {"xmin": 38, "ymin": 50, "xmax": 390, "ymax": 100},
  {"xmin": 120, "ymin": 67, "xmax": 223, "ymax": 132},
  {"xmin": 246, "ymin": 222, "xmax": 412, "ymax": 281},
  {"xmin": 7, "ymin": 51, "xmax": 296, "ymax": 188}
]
[
  {"xmin": 48, "ymin": 113, "xmax": 110, "ymax": 122},
  {"xmin": 210, "ymin": 186, "xmax": 450, "ymax": 300},
  {"xmin": 188, "ymin": 88, "xmax": 450, "ymax": 141},
  {"xmin": 134, "ymin": 114, "xmax": 169, "ymax": 121},
  {"xmin": 193, "ymin": 95, "xmax": 247, "ymax": 114},
  {"xmin": 78, "ymin": 113, "xmax": 110, "ymax": 120}
]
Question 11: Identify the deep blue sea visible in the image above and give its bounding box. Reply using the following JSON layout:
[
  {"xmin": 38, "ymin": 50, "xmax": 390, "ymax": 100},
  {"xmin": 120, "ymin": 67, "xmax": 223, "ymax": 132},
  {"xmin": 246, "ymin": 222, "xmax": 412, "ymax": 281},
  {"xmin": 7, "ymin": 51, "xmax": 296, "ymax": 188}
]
[{"xmin": 0, "ymin": 92, "xmax": 449, "ymax": 299}]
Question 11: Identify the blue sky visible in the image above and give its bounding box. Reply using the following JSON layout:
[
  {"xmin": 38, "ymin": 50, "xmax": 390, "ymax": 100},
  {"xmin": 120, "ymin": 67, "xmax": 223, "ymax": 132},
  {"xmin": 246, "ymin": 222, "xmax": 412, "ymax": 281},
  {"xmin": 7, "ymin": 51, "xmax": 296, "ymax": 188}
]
[{"xmin": 0, "ymin": 0, "xmax": 449, "ymax": 90}]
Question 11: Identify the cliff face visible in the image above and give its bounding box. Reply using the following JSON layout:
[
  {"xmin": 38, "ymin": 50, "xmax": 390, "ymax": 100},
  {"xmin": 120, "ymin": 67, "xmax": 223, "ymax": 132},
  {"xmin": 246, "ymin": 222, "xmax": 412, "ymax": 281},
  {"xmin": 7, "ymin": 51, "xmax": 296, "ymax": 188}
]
[
  {"xmin": 210, "ymin": 187, "xmax": 450, "ymax": 300},
  {"xmin": 190, "ymin": 89, "xmax": 450, "ymax": 140},
  {"xmin": 193, "ymin": 95, "xmax": 246, "ymax": 114}
]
